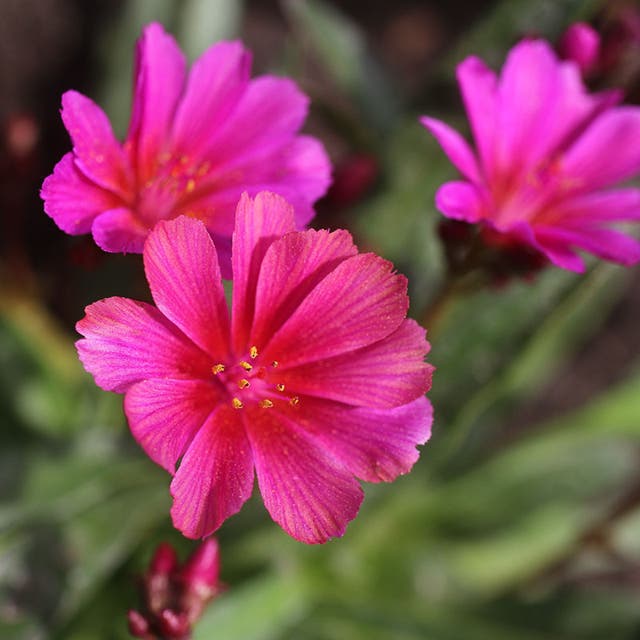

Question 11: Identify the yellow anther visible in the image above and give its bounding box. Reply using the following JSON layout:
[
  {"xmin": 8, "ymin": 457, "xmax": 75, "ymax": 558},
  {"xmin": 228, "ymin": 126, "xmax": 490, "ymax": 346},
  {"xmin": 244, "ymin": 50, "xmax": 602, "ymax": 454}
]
[
  {"xmin": 239, "ymin": 361, "xmax": 252, "ymax": 371},
  {"xmin": 260, "ymin": 399, "xmax": 274, "ymax": 409},
  {"xmin": 212, "ymin": 364, "xmax": 225, "ymax": 375},
  {"xmin": 186, "ymin": 178, "xmax": 196, "ymax": 193},
  {"xmin": 276, "ymin": 383, "xmax": 285, "ymax": 392},
  {"xmin": 232, "ymin": 397, "xmax": 243, "ymax": 409},
  {"xmin": 289, "ymin": 396, "xmax": 300, "ymax": 407},
  {"xmin": 271, "ymin": 361, "xmax": 279, "ymax": 368},
  {"xmin": 250, "ymin": 346, "xmax": 259, "ymax": 359},
  {"xmin": 238, "ymin": 379, "xmax": 250, "ymax": 389}
]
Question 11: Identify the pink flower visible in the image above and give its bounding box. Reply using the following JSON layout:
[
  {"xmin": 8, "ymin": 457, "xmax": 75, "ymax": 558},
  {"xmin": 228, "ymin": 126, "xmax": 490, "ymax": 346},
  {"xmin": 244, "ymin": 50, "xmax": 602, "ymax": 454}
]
[
  {"xmin": 41, "ymin": 23, "xmax": 330, "ymax": 277},
  {"xmin": 421, "ymin": 37, "xmax": 640, "ymax": 272},
  {"xmin": 559, "ymin": 22, "xmax": 600, "ymax": 75},
  {"xmin": 76, "ymin": 192, "xmax": 433, "ymax": 544}
]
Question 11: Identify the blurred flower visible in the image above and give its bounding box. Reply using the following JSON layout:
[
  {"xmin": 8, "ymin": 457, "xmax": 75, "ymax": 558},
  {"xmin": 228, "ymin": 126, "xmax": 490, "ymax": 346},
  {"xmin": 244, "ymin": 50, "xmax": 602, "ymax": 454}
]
[
  {"xmin": 421, "ymin": 36, "xmax": 640, "ymax": 272},
  {"xmin": 559, "ymin": 22, "xmax": 600, "ymax": 75},
  {"xmin": 128, "ymin": 538, "xmax": 221, "ymax": 640},
  {"xmin": 76, "ymin": 191, "xmax": 433, "ymax": 543},
  {"xmin": 41, "ymin": 22, "xmax": 330, "ymax": 277}
]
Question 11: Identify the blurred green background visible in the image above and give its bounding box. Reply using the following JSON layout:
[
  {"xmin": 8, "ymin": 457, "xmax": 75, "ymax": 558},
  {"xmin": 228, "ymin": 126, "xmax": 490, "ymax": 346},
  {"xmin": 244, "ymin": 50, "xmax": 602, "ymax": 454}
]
[{"xmin": 2, "ymin": 0, "xmax": 640, "ymax": 638}]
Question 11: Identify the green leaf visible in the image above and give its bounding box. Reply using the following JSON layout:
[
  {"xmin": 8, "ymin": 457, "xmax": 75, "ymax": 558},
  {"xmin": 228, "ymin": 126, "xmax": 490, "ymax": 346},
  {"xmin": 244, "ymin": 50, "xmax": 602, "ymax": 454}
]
[{"xmin": 193, "ymin": 573, "xmax": 309, "ymax": 640}]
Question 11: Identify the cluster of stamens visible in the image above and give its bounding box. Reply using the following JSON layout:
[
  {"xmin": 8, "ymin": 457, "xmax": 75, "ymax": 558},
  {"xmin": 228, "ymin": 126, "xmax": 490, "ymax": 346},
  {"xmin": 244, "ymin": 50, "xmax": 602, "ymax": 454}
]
[{"xmin": 211, "ymin": 346, "xmax": 299, "ymax": 410}]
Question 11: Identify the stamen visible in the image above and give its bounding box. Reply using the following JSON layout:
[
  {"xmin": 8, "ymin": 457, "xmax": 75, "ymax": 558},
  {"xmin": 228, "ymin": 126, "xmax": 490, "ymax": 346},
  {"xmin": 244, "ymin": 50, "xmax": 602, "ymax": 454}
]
[
  {"xmin": 232, "ymin": 397, "xmax": 243, "ymax": 409},
  {"xmin": 186, "ymin": 178, "xmax": 196, "ymax": 193},
  {"xmin": 289, "ymin": 396, "xmax": 300, "ymax": 407},
  {"xmin": 260, "ymin": 399, "xmax": 274, "ymax": 409},
  {"xmin": 239, "ymin": 361, "xmax": 252, "ymax": 371},
  {"xmin": 238, "ymin": 379, "xmax": 250, "ymax": 389},
  {"xmin": 276, "ymin": 383, "xmax": 285, "ymax": 392},
  {"xmin": 212, "ymin": 364, "xmax": 225, "ymax": 375},
  {"xmin": 250, "ymin": 346, "xmax": 259, "ymax": 359},
  {"xmin": 271, "ymin": 361, "xmax": 279, "ymax": 368}
]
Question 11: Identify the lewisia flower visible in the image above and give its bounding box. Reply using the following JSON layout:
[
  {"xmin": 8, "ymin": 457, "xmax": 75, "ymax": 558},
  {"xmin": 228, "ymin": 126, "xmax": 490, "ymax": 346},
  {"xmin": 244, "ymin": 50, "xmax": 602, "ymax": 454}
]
[
  {"xmin": 76, "ymin": 192, "xmax": 433, "ymax": 544},
  {"xmin": 41, "ymin": 23, "xmax": 330, "ymax": 276},
  {"xmin": 421, "ymin": 35, "xmax": 640, "ymax": 272}
]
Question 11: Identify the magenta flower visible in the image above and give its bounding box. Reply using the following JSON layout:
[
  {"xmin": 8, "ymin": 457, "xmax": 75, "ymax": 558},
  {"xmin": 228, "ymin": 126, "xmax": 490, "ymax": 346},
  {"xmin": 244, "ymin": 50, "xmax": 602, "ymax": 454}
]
[
  {"xmin": 421, "ymin": 37, "xmax": 640, "ymax": 272},
  {"xmin": 76, "ymin": 192, "xmax": 433, "ymax": 543},
  {"xmin": 41, "ymin": 23, "xmax": 330, "ymax": 276}
]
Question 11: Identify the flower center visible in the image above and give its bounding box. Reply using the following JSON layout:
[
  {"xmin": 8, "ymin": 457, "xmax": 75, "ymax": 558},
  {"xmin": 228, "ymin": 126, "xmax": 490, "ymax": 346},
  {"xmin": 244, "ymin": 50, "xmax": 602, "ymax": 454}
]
[
  {"xmin": 211, "ymin": 346, "xmax": 299, "ymax": 410},
  {"xmin": 135, "ymin": 153, "xmax": 212, "ymax": 224}
]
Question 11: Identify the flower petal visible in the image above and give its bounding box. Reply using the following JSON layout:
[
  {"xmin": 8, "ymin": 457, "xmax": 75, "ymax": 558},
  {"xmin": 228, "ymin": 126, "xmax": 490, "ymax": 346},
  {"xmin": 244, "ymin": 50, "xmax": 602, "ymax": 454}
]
[
  {"xmin": 250, "ymin": 228, "xmax": 357, "ymax": 349},
  {"xmin": 435, "ymin": 180, "xmax": 485, "ymax": 222},
  {"xmin": 420, "ymin": 116, "xmax": 481, "ymax": 182},
  {"xmin": 456, "ymin": 55, "xmax": 498, "ymax": 174},
  {"xmin": 198, "ymin": 77, "xmax": 309, "ymax": 166},
  {"xmin": 245, "ymin": 405, "xmax": 363, "ymax": 543},
  {"xmin": 76, "ymin": 297, "xmax": 211, "ymax": 392},
  {"xmin": 124, "ymin": 378, "xmax": 220, "ymax": 473},
  {"xmin": 171, "ymin": 40, "xmax": 251, "ymax": 158},
  {"xmin": 170, "ymin": 405, "xmax": 254, "ymax": 539},
  {"xmin": 127, "ymin": 23, "xmax": 186, "ymax": 182},
  {"xmin": 537, "ymin": 188, "xmax": 640, "ymax": 225},
  {"xmin": 41, "ymin": 153, "xmax": 120, "ymax": 234},
  {"xmin": 294, "ymin": 396, "xmax": 433, "ymax": 483},
  {"xmin": 535, "ymin": 224, "xmax": 640, "ymax": 267},
  {"xmin": 60, "ymin": 91, "xmax": 132, "ymax": 196},
  {"xmin": 144, "ymin": 216, "xmax": 230, "ymax": 360},
  {"xmin": 275, "ymin": 320, "xmax": 432, "ymax": 408},
  {"xmin": 496, "ymin": 40, "xmax": 562, "ymax": 169},
  {"xmin": 91, "ymin": 207, "xmax": 148, "ymax": 253},
  {"xmin": 561, "ymin": 106, "xmax": 640, "ymax": 190},
  {"xmin": 533, "ymin": 232, "xmax": 586, "ymax": 272},
  {"xmin": 172, "ymin": 136, "xmax": 329, "ymax": 241},
  {"xmin": 263, "ymin": 253, "xmax": 409, "ymax": 368},
  {"xmin": 231, "ymin": 192, "xmax": 296, "ymax": 353}
]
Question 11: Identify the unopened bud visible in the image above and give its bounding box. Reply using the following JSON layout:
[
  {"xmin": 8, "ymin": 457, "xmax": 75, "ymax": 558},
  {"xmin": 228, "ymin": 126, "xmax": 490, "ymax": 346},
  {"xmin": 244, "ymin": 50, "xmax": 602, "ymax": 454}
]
[
  {"xmin": 127, "ymin": 610, "xmax": 151, "ymax": 639},
  {"xmin": 179, "ymin": 538, "xmax": 220, "ymax": 599},
  {"xmin": 559, "ymin": 22, "xmax": 600, "ymax": 75},
  {"xmin": 158, "ymin": 609, "xmax": 190, "ymax": 638}
]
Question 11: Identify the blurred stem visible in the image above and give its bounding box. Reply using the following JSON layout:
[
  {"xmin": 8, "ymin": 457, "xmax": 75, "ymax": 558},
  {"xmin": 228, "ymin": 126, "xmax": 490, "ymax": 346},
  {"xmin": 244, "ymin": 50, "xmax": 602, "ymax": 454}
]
[
  {"xmin": 526, "ymin": 464, "xmax": 640, "ymax": 589},
  {"xmin": 419, "ymin": 231, "xmax": 490, "ymax": 334}
]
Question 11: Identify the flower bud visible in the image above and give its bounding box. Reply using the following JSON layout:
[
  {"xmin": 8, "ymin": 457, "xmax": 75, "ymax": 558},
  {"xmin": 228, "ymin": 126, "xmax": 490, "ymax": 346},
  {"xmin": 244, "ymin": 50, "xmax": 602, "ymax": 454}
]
[{"xmin": 559, "ymin": 22, "xmax": 600, "ymax": 75}]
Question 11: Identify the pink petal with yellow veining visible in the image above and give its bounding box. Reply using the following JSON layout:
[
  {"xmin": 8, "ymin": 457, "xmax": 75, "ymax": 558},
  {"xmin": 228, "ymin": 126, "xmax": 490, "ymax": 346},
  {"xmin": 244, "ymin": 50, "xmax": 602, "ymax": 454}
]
[
  {"xmin": 294, "ymin": 395, "xmax": 433, "ymax": 483},
  {"xmin": 125, "ymin": 378, "xmax": 220, "ymax": 472},
  {"xmin": 231, "ymin": 192, "xmax": 296, "ymax": 352},
  {"xmin": 76, "ymin": 297, "xmax": 211, "ymax": 393},
  {"xmin": 262, "ymin": 253, "xmax": 408, "ymax": 368},
  {"xmin": 170, "ymin": 405, "xmax": 254, "ymax": 538},
  {"xmin": 144, "ymin": 217, "xmax": 230, "ymax": 359},
  {"xmin": 275, "ymin": 320, "xmax": 432, "ymax": 408},
  {"xmin": 245, "ymin": 405, "xmax": 363, "ymax": 543},
  {"xmin": 250, "ymin": 228, "xmax": 357, "ymax": 348}
]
